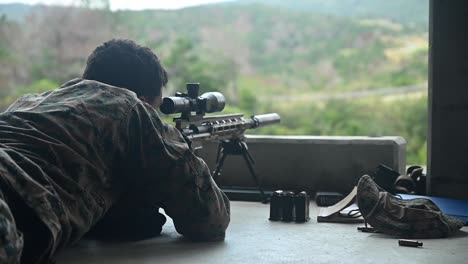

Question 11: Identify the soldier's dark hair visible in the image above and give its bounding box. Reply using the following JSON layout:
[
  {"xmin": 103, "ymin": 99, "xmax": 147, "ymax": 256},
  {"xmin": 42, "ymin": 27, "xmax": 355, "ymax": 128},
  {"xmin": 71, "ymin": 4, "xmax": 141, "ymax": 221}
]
[{"xmin": 82, "ymin": 39, "xmax": 168, "ymax": 97}]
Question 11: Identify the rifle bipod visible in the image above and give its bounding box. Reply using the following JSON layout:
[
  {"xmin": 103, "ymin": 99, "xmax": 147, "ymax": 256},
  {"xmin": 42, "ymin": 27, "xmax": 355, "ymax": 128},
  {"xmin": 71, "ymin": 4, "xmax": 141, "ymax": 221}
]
[{"xmin": 213, "ymin": 138, "xmax": 268, "ymax": 203}]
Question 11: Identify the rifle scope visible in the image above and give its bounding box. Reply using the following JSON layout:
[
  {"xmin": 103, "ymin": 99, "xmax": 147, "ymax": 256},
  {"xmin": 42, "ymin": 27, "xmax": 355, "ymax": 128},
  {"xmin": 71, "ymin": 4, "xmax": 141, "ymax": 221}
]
[{"xmin": 160, "ymin": 83, "xmax": 226, "ymax": 114}]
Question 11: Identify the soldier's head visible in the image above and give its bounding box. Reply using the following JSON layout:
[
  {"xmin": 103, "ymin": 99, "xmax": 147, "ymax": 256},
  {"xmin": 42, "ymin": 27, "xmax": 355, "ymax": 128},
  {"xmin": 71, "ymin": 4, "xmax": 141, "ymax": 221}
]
[{"xmin": 82, "ymin": 39, "xmax": 168, "ymax": 107}]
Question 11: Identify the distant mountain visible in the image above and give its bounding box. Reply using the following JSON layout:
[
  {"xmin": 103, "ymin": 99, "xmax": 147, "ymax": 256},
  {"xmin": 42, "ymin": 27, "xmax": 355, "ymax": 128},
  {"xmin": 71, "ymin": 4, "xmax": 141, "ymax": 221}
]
[
  {"xmin": 0, "ymin": 1, "xmax": 429, "ymax": 93},
  {"xmin": 101, "ymin": 2, "xmax": 427, "ymax": 93},
  {"xmin": 0, "ymin": 3, "xmax": 31, "ymax": 22},
  {"xmin": 0, "ymin": 0, "xmax": 429, "ymax": 27},
  {"xmin": 232, "ymin": 0, "xmax": 428, "ymax": 28}
]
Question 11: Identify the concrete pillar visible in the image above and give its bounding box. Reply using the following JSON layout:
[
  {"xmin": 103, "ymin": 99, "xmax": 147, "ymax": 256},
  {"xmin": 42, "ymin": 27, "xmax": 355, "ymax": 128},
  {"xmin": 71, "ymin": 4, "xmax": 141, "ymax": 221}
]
[{"xmin": 428, "ymin": 0, "xmax": 468, "ymax": 199}]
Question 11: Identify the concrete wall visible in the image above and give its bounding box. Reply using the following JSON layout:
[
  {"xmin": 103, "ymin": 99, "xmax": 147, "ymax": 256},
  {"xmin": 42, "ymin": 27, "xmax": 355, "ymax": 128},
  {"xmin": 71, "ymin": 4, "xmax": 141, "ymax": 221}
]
[{"xmin": 197, "ymin": 135, "xmax": 406, "ymax": 195}]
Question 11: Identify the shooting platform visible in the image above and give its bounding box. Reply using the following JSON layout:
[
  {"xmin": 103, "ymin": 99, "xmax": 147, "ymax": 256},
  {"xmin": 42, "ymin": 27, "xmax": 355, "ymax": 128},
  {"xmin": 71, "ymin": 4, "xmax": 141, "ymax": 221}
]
[
  {"xmin": 57, "ymin": 200, "xmax": 468, "ymax": 263},
  {"xmin": 55, "ymin": 135, "xmax": 468, "ymax": 263}
]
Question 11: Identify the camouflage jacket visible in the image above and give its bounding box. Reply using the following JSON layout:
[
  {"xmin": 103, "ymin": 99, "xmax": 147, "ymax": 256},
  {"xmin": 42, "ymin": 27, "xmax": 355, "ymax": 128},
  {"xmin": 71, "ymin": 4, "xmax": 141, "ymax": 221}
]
[{"xmin": 0, "ymin": 78, "xmax": 230, "ymax": 262}]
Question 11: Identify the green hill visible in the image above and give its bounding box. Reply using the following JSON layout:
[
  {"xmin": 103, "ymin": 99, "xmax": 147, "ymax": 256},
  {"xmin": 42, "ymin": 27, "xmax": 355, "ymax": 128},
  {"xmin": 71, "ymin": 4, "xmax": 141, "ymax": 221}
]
[
  {"xmin": 114, "ymin": 2, "xmax": 428, "ymax": 94},
  {"xmin": 0, "ymin": 1, "xmax": 429, "ymax": 95},
  {"xmin": 0, "ymin": 0, "xmax": 429, "ymax": 96}
]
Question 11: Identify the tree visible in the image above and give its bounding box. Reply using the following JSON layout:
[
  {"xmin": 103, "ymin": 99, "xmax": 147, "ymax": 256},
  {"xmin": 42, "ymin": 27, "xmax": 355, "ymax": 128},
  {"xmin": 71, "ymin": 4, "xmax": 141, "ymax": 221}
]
[
  {"xmin": 163, "ymin": 38, "xmax": 239, "ymax": 104},
  {"xmin": 76, "ymin": 0, "xmax": 110, "ymax": 10}
]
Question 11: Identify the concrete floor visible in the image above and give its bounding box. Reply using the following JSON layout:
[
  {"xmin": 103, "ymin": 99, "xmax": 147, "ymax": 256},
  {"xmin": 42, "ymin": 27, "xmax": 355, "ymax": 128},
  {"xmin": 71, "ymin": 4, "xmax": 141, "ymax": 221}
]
[{"xmin": 57, "ymin": 201, "xmax": 468, "ymax": 264}]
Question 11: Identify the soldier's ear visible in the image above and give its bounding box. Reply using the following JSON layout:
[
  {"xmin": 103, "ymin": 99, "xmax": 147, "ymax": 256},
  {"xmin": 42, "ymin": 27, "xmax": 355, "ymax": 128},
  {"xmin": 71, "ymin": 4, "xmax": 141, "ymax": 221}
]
[
  {"xmin": 138, "ymin": 95, "xmax": 162, "ymax": 108},
  {"xmin": 138, "ymin": 96, "xmax": 147, "ymax": 102}
]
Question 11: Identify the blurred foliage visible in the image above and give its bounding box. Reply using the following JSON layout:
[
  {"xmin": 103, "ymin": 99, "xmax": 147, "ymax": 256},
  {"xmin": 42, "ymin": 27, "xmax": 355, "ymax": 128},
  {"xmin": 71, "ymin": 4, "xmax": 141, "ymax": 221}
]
[
  {"xmin": 250, "ymin": 95, "xmax": 428, "ymax": 164},
  {"xmin": 0, "ymin": 1, "xmax": 429, "ymax": 165},
  {"xmin": 163, "ymin": 38, "xmax": 238, "ymax": 102},
  {"xmin": 0, "ymin": 79, "xmax": 58, "ymax": 110},
  {"xmin": 17, "ymin": 78, "xmax": 59, "ymax": 94}
]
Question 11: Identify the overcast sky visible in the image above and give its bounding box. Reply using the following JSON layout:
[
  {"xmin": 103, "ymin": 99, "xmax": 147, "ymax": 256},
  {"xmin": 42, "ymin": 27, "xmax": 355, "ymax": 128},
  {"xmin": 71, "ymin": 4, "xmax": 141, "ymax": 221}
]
[{"xmin": 0, "ymin": 0, "xmax": 233, "ymax": 10}]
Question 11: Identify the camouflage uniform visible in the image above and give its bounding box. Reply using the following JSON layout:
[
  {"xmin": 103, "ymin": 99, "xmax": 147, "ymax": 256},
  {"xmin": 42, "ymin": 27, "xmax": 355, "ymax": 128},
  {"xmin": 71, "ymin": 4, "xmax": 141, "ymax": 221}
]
[{"xmin": 0, "ymin": 79, "xmax": 230, "ymax": 263}]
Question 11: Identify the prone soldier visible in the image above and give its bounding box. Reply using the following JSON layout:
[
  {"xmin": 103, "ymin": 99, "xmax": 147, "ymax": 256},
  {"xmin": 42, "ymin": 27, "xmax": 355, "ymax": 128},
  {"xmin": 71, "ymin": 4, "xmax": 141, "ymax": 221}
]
[{"xmin": 0, "ymin": 39, "xmax": 230, "ymax": 264}]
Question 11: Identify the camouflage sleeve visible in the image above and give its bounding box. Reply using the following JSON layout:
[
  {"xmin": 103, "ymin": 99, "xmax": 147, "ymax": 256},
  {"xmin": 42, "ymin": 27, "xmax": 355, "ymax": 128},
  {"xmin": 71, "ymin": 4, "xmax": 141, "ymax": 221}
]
[{"xmin": 126, "ymin": 102, "xmax": 230, "ymax": 241}]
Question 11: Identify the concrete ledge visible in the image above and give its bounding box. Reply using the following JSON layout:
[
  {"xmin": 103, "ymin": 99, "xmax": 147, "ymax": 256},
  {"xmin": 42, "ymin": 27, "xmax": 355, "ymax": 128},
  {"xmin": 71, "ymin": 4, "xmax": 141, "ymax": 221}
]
[
  {"xmin": 197, "ymin": 135, "xmax": 406, "ymax": 194},
  {"xmin": 57, "ymin": 201, "xmax": 468, "ymax": 264}
]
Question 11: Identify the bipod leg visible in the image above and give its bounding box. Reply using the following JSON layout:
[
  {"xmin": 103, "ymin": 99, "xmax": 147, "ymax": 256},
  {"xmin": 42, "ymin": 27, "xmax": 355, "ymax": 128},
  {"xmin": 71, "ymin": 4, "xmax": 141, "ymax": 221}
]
[
  {"xmin": 239, "ymin": 141, "xmax": 268, "ymax": 203},
  {"xmin": 213, "ymin": 145, "xmax": 228, "ymax": 181},
  {"xmin": 215, "ymin": 141, "xmax": 223, "ymax": 164}
]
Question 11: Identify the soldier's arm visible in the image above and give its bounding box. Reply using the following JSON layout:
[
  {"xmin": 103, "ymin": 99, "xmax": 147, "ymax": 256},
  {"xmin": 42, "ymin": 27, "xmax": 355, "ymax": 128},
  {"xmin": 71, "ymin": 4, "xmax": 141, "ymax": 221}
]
[
  {"xmin": 158, "ymin": 144, "xmax": 231, "ymax": 241},
  {"xmin": 126, "ymin": 102, "xmax": 230, "ymax": 241}
]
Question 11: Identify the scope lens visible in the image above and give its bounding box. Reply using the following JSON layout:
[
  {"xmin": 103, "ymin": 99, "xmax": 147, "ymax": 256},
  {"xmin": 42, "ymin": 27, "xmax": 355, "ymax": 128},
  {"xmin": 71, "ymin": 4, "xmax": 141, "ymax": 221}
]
[{"xmin": 199, "ymin": 92, "xmax": 226, "ymax": 113}]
